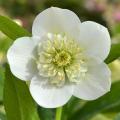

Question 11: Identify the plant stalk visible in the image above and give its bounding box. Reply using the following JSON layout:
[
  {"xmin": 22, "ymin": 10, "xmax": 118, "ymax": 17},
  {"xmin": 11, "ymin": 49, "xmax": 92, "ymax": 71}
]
[{"xmin": 55, "ymin": 106, "xmax": 63, "ymax": 120}]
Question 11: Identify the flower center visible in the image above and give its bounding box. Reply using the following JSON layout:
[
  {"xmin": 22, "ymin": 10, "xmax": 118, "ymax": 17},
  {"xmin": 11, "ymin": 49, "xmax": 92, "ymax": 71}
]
[
  {"xmin": 36, "ymin": 33, "xmax": 87, "ymax": 87},
  {"xmin": 53, "ymin": 50, "xmax": 71, "ymax": 67}
]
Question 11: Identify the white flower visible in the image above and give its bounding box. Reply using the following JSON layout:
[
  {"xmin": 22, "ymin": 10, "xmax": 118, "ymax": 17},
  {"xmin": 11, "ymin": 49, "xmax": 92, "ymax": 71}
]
[{"xmin": 7, "ymin": 7, "xmax": 111, "ymax": 108}]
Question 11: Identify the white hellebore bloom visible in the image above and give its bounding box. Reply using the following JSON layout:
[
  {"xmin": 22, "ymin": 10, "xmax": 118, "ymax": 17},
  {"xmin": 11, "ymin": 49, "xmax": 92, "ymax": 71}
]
[{"xmin": 7, "ymin": 7, "xmax": 111, "ymax": 108}]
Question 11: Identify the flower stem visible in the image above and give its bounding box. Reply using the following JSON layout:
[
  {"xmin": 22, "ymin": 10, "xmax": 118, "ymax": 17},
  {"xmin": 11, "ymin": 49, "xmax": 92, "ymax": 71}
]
[{"xmin": 55, "ymin": 106, "xmax": 63, "ymax": 120}]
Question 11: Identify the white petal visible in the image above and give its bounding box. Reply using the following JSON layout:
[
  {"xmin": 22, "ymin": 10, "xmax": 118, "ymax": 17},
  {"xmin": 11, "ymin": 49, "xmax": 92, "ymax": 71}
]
[
  {"xmin": 30, "ymin": 75, "xmax": 72, "ymax": 108},
  {"xmin": 32, "ymin": 7, "xmax": 81, "ymax": 40},
  {"xmin": 7, "ymin": 37, "xmax": 37, "ymax": 81},
  {"xmin": 79, "ymin": 21, "xmax": 111, "ymax": 61},
  {"xmin": 73, "ymin": 62, "xmax": 111, "ymax": 100}
]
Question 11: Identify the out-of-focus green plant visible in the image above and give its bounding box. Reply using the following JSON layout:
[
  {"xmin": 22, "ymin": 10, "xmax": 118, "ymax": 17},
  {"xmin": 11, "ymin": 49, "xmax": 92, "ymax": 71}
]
[{"xmin": 1, "ymin": 1, "xmax": 120, "ymax": 120}]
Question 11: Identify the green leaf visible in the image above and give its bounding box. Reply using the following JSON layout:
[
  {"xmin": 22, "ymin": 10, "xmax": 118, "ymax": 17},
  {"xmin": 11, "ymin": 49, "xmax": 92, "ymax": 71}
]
[
  {"xmin": 105, "ymin": 43, "xmax": 120, "ymax": 64},
  {"xmin": 0, "ymin": 66, "xmax": 4, "ymax": 102},
  {"xmin": 0, "ymin": 112, "xmax": 6, "ymax": 120},
  {"xmin": 0, "ymin": 15, "xmax": 39, "ymax": 120},
  {"xmin": 114, "ymin": 113, "xmax": 120, "ymax": 120},
  {"xmin": 0, "ymin": 37, "xmax": 12, "ymax": 53},
  {"xmin": 38, "ymin": 106, "xmax": 55, "ymax": 120},
  {"xmin": 4, "ymin": 65, "xmax": 39, "ymax": 120},
  {"xmin": 62, "ymin": 97, "xmax": 85, "ymax": 120},
  {"xmin": 0, "ymin": 15, "xmax": 31, "ymax": 40},
  {"xmin": 69, "ymin": 81, "xmax": 120, "ymax": 120},
  {"xmin": 111, "ymin": 23, "xmax": 120, "ymax": 36},
  {"xmin": 91, "ymin": 114, "xmax": 112, "ymax": 120}
]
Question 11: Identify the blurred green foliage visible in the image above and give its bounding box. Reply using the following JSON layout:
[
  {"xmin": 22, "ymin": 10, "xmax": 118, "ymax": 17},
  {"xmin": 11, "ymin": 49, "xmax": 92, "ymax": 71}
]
[
  {"xmin": 1, "ymin": 0, "xmax": 120, "ymax": 120},
  {"xmin": 0, "ymin": 66, "xmax": 4, "ymax": 102}
]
